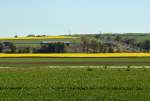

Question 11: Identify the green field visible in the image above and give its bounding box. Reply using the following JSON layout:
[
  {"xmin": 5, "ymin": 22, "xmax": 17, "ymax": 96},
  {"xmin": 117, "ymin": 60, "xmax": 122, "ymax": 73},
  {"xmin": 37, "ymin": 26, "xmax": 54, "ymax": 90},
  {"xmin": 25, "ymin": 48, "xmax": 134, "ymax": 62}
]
[
  {"xmin": 0, "ymin": 68, "xmax": 149, "ymax": 101},
  {"xmin": 0, "ymin": 38, "xmax": 80, "ymax": 48},
  {"xmin": 0, "ymin": 57, "xmax": 149, "ymax": 100},
  {"xmin": 1, "ymin": 57, "xmax": 150, "ymax": 62},
  {"xmin": 0, "ymin": 57, "xmax": 150, "ymax": 67}
]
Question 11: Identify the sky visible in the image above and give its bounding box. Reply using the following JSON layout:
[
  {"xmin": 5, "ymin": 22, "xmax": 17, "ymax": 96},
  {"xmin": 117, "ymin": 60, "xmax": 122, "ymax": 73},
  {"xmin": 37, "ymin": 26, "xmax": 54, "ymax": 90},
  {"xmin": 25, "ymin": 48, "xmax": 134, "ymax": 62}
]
[{"xmin": 0, "ymin": 0, "xmax": 150, "ymax": 37}]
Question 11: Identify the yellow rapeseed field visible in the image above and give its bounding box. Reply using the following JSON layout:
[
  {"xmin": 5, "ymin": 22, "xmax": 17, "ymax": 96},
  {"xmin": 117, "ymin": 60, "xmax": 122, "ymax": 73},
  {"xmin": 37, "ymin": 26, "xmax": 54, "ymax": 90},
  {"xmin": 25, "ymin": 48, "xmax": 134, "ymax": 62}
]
[
  {"xmin": 0, "ymin": 53, "xmax": 150, "ymax": 58},
  {"xmin": 0, "ymin": 36, "xmax": 80, "ymax": 40}
]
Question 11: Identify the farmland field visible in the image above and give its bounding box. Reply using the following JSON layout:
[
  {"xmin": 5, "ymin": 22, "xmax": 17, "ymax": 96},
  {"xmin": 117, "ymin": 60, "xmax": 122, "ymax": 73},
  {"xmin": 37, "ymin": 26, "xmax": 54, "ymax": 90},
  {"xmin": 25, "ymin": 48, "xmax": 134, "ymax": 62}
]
[
  {"xmin": 0, "ymin": 36, "xmax": 80, "ymax": 48},
  {"xmin": 0, "ymin": 57, "xmax": 150, "ymax": 67},
  {"xmin": 0, "ymin": 68, "xmax": 149, "ymax": 101},
  {"xmin": 0, "ymin": 53, "xmax": 150, "ymax": 100}
]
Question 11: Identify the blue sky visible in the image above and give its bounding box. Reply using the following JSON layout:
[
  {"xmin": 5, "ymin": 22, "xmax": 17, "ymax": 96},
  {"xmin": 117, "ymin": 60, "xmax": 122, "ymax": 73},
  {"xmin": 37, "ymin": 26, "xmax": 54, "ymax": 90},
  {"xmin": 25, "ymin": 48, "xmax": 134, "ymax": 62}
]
[{"xmin": 0, "ymin": 0, "xmax": 150, "ymax": 37}]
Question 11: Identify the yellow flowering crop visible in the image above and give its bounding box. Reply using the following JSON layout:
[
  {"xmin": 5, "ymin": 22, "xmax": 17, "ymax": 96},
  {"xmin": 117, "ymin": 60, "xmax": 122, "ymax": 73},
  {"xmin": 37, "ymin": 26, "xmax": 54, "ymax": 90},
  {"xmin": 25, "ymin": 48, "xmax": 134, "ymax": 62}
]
[
  {"xmin": 0, "ymin": 53, "xmax": 150, "ymax": 58},
  {"xmin": 0, "ymin": 36, "xmax": 80, "ymax": 40}
]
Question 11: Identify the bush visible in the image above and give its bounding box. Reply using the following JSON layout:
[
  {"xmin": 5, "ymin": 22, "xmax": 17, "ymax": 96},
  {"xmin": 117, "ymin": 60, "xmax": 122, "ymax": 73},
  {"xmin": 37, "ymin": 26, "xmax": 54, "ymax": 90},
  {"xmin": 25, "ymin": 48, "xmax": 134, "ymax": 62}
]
[
  {"xmin": 87, "ymin": 67, "xmax": 93, "ymax": 71},
  {"xmin": 126, "ymin": 66, "xmax": 130, "ymax": 71},
  {"xmin": 142, "ymin": 66, "xmax": 147, "ymax": 71}
]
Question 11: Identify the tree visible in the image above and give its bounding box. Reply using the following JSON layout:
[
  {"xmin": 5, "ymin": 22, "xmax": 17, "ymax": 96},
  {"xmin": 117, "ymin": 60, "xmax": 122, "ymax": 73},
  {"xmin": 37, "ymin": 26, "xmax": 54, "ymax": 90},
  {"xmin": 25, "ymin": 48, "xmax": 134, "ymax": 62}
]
[
  {"xmin": 141, "ymin": 40, "xmax": 150, "ymax": 52},
  {"xmin": 115, "ymin": 35, "xmax": 121, "ymax": 42},
  {"xmin": 108, "ymin": 46, "xmax": 114, "ymax": 53},
  {"xmin": 14, "ymin": 35, "xmax": 18, "ymax": 38},
  {"xmin": 90, "ymin": 39, "xmax": 99, "ymax": 53},
  {"xmin": 97, "ymin": 40, "xmax": 102, "ymax": 52},
  {"xmin": 80, "ymin": 36, "xmax": 90, "ymax": 53},
  {"xmin": 38, "ymin": 43, "xmax": 66, "ymax": 53},
  {"xmin": 3, "ymin": 42, "xmax": 16, "ymax": 53},
  {"xmin": 0, "ymin": 43, "xmax": 3, "ymax": 52},
  {"xmin": 123, "ymin": 38, "xmax": 136, "ymax": 46},
  {"xmin": 23, "ymin": 47, "xmax": 31, "ymax": 53},
  {"xmin": 27, "ymin": 34, "xmax": 36, "ymax": 37},
  {"xmin": 106, "ymin": 36, "xmax": 111, "ymax": 41}
]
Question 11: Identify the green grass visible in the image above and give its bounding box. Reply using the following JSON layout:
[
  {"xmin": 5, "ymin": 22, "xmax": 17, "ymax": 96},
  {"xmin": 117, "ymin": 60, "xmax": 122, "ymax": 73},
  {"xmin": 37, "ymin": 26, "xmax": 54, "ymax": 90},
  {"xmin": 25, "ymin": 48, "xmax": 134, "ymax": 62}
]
[
  {"xmin": 0, "ymin": 57, "xmax": 150, "ymax": 62},
  {"xmin": 0, "ymin": 68, "xmax": 149, "ymax": 100},
  {"xmin": 122, "ymin": 34, "xmax": 150, "ymax": 42},
  {"xmin": 0, "ymin": 57, "xmax": 150, "ymax": 67}
]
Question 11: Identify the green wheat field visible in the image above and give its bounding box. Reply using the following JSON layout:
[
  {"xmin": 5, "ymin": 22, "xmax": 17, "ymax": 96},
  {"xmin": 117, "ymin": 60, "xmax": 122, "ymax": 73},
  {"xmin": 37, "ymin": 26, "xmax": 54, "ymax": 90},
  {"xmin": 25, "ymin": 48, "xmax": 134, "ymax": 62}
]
[{"xmin": 0, "ymin": 67, "xmax": 149, "ymax": 101}]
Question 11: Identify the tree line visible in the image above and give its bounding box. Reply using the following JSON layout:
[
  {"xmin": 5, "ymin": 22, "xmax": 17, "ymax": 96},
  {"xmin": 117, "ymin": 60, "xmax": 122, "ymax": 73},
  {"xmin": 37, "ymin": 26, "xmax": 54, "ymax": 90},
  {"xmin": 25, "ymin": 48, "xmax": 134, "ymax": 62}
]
[
  {"xmin": 76, "ymin": 35, "xmax": 150, "ymax": 53},
  {"xmin": 0, "ymin": 35, "xmax": 150, "ymax": 53},
  {"xmin": 0, "ymin": 42, "xmax": 66, "ymax": 53}
]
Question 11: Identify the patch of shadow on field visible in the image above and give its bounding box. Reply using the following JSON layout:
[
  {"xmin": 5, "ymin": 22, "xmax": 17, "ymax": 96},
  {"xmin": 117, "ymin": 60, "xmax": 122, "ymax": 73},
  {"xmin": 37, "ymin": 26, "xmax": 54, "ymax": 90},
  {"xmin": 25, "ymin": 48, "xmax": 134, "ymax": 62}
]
[{"xmin": 0, "ymin": 86, "xmax": 146, "ymax": 91}]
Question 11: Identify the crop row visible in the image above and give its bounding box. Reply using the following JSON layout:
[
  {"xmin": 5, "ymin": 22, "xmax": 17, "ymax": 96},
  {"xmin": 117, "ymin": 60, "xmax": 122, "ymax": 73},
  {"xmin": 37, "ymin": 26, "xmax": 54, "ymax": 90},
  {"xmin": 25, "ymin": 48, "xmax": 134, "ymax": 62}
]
[{"xmin": 0, "ymin": 53, "xmax": 150, "ymax": 58}]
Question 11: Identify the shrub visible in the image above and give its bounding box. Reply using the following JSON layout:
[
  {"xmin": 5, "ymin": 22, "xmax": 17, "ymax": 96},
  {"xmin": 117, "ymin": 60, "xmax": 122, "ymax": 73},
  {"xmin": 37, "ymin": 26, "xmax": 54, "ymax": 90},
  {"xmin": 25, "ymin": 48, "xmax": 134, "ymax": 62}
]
[
  {"xmin": 126, "ymin": 66, "xmax": 130, "ymax": 71},
  {"xmin": 87, "ymin": 67, "xmax": 93, "ymax": 71}
]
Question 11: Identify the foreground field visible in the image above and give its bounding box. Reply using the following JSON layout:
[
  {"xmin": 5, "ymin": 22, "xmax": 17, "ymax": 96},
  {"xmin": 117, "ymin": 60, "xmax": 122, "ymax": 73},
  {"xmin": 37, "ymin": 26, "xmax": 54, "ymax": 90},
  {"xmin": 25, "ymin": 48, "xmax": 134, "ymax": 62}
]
[
  {"xmin": 0, "ymin": 68, "xmax": 149, "ymax": 101},
  {"xmin": 0, "ymin": 57, "xmax": 150, "ymax": 67}
]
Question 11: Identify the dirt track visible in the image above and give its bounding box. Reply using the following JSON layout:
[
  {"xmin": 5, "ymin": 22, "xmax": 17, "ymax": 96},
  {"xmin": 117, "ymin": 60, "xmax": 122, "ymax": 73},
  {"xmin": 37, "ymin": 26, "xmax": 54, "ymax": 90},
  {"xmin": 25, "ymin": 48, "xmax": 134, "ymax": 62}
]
[{"xmin": 0, "ymin": 62, "xmax": 150, "ymax": 66}]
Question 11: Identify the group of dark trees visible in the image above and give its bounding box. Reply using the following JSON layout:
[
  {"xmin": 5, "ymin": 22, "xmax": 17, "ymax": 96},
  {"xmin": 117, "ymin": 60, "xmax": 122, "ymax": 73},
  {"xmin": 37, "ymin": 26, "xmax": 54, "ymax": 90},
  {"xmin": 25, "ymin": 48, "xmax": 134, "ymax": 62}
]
[
  {"xmin": 14, "ymin": 34, "xmax": 47, "ymax": 38},
  {"xmin": 37, "ymin": 43, "xmax": 66, "ymax": 53},
  {"xmin": 0, "ymin": 42, "xmax": 66, "ymax": 53},
  {"xmin": 26, "ymin": 35, "xmax": 47, "ymax": 37},
  {"xmin": 76, "ymin": 34, "xmax": 150, "ymax": 53},
  {"xmin": 139, "ymin": 40, "xmax": 150, "ymax": 52},
  {"xmin": 0, "ymin": 42, "xmax": 16, "ymax": 53},
  {"xmin": 77, "ymin": 36, "xmax": 117, "ymax": 53}
]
